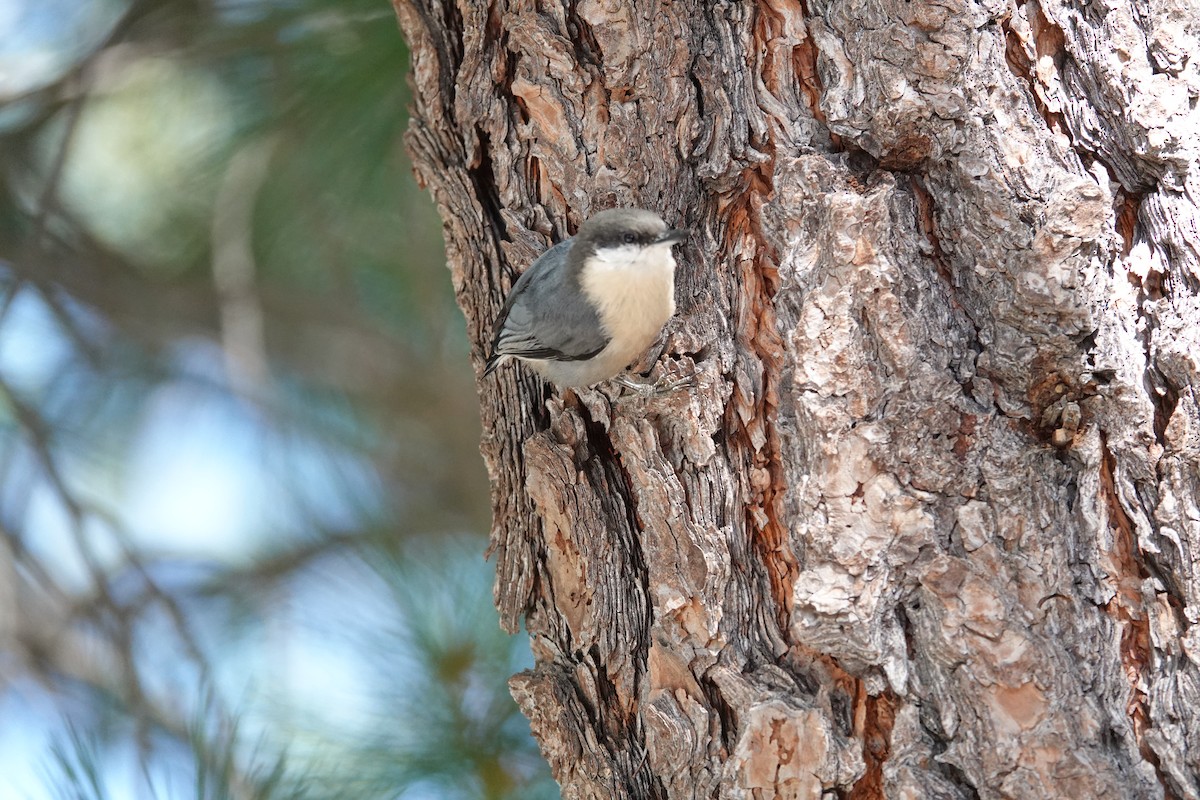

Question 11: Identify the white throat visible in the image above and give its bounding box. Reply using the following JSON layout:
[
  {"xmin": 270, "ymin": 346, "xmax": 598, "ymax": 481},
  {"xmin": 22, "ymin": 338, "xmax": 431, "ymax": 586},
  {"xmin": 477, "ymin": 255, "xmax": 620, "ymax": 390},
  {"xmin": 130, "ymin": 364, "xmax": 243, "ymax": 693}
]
[{"xmin": 588, "ymin": 241, "xmax": 679, "ymax": 274}]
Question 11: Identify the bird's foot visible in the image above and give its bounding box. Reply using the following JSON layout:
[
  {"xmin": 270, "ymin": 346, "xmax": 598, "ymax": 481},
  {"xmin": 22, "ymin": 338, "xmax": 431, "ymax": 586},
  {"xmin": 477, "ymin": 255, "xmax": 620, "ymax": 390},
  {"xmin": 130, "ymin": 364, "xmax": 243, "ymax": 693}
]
[{"xmin": 613, "ymin": 371, "xmax": 693, "ymax": 397}]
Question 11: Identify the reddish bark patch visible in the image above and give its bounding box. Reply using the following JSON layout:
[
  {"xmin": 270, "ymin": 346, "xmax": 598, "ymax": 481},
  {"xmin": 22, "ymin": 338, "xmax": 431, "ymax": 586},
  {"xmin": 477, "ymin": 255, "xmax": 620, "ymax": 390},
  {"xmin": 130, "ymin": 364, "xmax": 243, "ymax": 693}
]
[
  {"xmin": 878, "ymin": 134, "xmax": 932, "ymax": 171},
  {"xmin": 910, "ymin": 177, "xmax": 953, "ymax": 287},
  {"xmin": 1097, "ymin": 438, "xmax": 1175, "ymax": 798},
  {"xmin": 1029, "ymin": 4, "xmax": 1067, "ymax": 70},
  {"xmin": 1000, "ymin": 4, "xmax": 1069, "ymax": 136},
  {"xmin": 721, "ymin": 180, "xmax": 799, "ymax": 621},
  {"xmin": 1115, "ymin": 192, "xmax": 1142, "ymax": 256},
  {"xmin": 794, "ymin": 39, "xmax": 836, "ymax": 145},
  {"xmin": 954, "ymin": 414, "xmax": 979, "ymax": 459},
  {"xmin": 847, "ymin": 688, "xmax": 898, "ymax": 800}
]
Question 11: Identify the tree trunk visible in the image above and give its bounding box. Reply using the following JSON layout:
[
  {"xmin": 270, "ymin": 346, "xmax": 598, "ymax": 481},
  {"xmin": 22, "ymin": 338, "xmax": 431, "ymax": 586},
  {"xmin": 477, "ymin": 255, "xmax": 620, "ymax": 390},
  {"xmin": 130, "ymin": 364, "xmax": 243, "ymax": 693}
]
[{"xmin": 391, "ymin": 0, "xmax": 1200, "ymax": 797}]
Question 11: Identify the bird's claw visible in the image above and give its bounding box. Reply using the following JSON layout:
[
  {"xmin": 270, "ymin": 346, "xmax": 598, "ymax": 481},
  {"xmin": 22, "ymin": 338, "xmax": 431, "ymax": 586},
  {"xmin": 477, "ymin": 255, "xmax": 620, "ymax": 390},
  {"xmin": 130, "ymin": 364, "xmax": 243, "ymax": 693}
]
[{"xmin": 613, "ymin": 371, "xmax": 694, "ymax": 397}]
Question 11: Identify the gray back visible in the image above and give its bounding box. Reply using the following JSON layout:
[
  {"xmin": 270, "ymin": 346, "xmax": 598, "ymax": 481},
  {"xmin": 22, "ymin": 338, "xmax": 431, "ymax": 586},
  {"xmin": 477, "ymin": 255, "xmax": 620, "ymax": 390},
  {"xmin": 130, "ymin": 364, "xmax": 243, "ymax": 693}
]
[{"xmin": 490, "ymin": 238, "xmax": 609, "ymax": 362}]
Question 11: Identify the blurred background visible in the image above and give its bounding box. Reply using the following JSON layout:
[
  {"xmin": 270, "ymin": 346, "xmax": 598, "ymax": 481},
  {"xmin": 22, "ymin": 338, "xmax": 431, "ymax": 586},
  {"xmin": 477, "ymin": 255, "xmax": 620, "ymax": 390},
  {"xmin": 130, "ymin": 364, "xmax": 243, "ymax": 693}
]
[{"xmin": 0, "ymin": 0, "xmax": 555, "ymax": 797}]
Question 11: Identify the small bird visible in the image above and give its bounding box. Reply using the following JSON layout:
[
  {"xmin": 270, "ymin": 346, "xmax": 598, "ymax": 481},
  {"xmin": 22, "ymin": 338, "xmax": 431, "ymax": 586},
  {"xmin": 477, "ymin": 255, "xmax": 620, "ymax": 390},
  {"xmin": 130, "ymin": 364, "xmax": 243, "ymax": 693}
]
[{"xmin": 484, "ymin": 208, "xmax": 689, "ymax": 389}]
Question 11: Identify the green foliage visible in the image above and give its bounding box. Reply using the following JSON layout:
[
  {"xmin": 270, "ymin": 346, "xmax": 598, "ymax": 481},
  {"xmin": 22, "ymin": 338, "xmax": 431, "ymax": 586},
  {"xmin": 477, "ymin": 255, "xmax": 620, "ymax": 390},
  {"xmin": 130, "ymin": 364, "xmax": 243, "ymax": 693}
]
[
  {"xmin": 45, "ymin": 714, "xmax": 306, "ymax": 800},
  {"xmin": 47, "ymin": 726, "xmax": 109, "ymax": 800},
  {"xmin": 317, "ymin": 537, "xmax": 559, "ymax": 800}
]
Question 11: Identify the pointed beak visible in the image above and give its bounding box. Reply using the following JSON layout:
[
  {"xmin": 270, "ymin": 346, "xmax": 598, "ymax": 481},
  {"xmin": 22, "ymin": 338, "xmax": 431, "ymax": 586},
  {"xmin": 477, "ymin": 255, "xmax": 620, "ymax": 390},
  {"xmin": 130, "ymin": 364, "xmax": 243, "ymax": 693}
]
[{"xmin": 656, "ymin": 228, "xmax": 689, "ymax": 246}]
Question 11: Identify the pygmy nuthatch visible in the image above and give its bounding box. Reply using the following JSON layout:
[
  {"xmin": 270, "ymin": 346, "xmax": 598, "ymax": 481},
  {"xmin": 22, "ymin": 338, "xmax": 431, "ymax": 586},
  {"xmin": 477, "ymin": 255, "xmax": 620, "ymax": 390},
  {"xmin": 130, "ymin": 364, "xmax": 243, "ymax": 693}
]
[{"xmin": 484, "ymin": 208, "xmax": 688, "ymax": 388}]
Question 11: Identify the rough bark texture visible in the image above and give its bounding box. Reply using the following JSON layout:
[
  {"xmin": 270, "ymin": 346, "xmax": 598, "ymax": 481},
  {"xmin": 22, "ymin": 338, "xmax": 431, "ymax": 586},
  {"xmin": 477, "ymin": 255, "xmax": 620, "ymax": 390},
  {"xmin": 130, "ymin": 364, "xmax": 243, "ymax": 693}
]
[{"xmin": 392, "ymin": 0, "xmax": 1200, "ymax": 797}]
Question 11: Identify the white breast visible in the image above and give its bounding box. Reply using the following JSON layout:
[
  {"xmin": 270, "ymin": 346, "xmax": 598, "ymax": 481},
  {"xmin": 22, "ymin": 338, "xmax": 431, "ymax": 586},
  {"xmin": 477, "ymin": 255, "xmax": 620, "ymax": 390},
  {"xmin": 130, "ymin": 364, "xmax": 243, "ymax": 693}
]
[{"xmin": 579, "ymin": 242, "xmax": 677, "ymax": 365}]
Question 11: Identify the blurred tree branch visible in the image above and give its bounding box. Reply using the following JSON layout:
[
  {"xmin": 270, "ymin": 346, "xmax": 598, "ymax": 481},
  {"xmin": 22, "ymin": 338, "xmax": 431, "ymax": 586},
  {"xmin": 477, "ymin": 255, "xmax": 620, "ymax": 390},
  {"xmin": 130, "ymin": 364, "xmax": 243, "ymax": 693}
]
[{"xmin": 0, "ymin": 0, "xmax": 550, "ymax": 795}]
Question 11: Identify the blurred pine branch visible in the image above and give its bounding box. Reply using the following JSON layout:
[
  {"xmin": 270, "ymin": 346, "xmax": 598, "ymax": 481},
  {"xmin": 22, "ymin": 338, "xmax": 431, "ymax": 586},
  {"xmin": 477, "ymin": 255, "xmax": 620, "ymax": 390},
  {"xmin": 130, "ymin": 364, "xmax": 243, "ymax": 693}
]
[{"xmin": 0, "ymin": 0, "xmax": 552, "ymax": 797}]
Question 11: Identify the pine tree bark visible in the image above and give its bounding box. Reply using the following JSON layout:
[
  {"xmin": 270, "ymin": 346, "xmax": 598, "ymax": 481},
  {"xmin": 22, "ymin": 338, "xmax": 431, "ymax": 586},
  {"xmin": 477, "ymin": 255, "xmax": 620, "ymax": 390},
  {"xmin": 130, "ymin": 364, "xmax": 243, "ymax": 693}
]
[{"xmin": 391, "ymin": 1, "xmax": 1200, "ymax": 797}]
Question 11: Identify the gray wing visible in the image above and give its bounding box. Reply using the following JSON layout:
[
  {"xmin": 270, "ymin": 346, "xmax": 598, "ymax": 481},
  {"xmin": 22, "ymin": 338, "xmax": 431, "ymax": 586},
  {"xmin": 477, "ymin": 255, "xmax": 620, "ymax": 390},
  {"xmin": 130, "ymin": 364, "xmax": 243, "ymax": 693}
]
[{"xmin": 485, "ymin": 238, "xmax": 610, "ymax": 373}]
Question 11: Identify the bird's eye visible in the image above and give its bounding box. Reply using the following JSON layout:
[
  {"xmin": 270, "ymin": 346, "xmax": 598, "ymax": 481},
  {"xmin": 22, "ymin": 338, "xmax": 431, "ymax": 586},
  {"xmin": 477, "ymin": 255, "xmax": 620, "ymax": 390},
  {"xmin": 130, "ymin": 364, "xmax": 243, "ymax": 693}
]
[{"xmin": 622, "ymin": 232, "xmax": 637, "ymax": 245}]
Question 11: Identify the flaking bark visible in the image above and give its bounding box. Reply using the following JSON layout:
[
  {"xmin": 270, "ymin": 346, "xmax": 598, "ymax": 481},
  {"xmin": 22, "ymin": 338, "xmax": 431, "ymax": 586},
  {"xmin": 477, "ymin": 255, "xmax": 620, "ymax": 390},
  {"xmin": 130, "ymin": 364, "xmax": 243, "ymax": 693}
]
[{"xmin": 392, "ymin": 0, "xmax": 1200, "ymax": 797}]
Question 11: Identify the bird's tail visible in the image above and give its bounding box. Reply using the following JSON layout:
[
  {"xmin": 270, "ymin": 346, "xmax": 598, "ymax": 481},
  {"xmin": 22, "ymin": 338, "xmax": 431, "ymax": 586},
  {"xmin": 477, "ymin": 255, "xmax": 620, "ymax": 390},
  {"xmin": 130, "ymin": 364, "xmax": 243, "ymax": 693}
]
[{"xmin": 482, "ymin": 353, "xmax": 506, "ymax": 377}]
